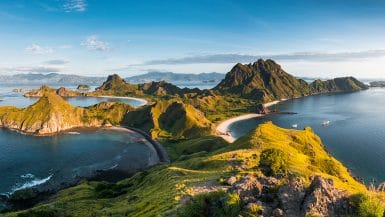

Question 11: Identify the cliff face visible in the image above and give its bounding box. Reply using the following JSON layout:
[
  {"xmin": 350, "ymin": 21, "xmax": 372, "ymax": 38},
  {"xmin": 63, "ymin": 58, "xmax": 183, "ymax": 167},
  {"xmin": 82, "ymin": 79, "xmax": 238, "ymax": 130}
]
[
  {"xmin": 214, "ymin": 59, "xmax": 311, "ymax": 102},
  {"xmin": 0, "ymin": 89, "xmax": 133, "ymax": 135},
  {"xmin": 214, "ymin": 59, "xmax": 368, "ymax": 102}
]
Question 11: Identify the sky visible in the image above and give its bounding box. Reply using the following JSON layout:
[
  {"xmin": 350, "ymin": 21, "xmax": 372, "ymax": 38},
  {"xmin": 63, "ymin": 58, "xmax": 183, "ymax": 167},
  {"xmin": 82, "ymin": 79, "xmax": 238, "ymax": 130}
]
[{"xmin": 1, "ymin": 0, "xmax": 385, "ymax": 79}]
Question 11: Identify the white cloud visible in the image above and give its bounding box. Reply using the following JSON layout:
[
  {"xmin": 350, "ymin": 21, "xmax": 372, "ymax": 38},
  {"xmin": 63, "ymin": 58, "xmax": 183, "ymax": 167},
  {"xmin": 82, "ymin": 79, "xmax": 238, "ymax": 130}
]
[
  {"xmin": 139, "ymin": 50, "xmax": 385, "ymax": 65},
  {"xmin": 25, "ymin": 44, "xmax": 53, "ymax": 54},
  {"xmin": 43, "ymin": 59, "xmax": 70, "ymax": 65},
  {"xmin": 81, "ymin": 35, "xmax": 110, "ymax": 51},
  {"xmin": 0, "ymin": 65, "xmax": 62, "ymax": 73},
  {"xmin": 63, "ymin": 0, "xmax": 87, "ymax": 12}
]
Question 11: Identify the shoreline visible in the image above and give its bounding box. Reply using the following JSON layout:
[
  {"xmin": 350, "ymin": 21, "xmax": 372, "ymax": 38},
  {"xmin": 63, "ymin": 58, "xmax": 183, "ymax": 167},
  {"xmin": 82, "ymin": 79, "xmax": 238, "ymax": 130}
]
[
  {"xmin": 215, "ymin": 99, "xmax": 286, "ymax": 143},
  {"xmin": 96, "ymin": 95, "xmax": 148, "ymax": 107},
  {"xmin": 0, "ymin": 125, "xmax": 169, "ymax": 212}
]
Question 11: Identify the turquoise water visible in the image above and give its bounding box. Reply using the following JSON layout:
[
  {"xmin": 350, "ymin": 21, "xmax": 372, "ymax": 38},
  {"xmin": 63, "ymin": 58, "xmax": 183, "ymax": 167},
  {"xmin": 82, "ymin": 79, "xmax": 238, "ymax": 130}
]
[
  {"xmin": 0, "ymin": 128, "xmax": 159, "ymax": 195},
  {"xmin": 229, "ymin": 88, "xmax": 385, "ymax": 184}
]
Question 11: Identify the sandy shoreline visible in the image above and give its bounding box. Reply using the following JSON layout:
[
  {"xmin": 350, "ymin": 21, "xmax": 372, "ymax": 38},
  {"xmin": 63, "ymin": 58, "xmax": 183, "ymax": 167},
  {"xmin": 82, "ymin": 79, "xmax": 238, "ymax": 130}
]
[
  {"xmin": 216, "ymin": 99, "xmax": 285, "ymax": 143},
  {"xmin": 97, "ymin": 95, "xmax": 148, "ymax": 107}
]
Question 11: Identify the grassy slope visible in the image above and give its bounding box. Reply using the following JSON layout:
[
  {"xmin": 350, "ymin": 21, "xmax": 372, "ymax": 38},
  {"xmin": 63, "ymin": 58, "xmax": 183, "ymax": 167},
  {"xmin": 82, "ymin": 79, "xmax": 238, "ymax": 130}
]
[
  {"xmin": 124, "ymin": 100, "xmax": 213, "ymax": 139},
  {"xmin": 5, "ymin": 122, "xmax": 372, "ymax": 217}
]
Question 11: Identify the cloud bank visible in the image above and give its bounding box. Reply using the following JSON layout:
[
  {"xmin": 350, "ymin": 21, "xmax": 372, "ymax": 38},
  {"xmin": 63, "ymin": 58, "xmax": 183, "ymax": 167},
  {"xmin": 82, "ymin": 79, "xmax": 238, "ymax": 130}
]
[
  {"xmin": 0, "ymin": 66, "xmax": 62, "ymax": 74},
  {"xmin": 141, "ymin": 50, "xmax": 385, "ymax": 65},
  {"xmin": 25, "ymin": 44, "xmax": 53, "ymax": 54}
]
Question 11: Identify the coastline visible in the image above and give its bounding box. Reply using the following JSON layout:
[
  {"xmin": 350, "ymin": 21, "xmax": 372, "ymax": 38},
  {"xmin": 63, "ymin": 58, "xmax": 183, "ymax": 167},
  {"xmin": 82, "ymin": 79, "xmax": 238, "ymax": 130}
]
[
  {"xmin": 97, "ymin": 95, "xmax": 148, "ymax": 107},
  {"xmin": 216, "ymin": 99, "xmax": 285, "ymax": 143}
]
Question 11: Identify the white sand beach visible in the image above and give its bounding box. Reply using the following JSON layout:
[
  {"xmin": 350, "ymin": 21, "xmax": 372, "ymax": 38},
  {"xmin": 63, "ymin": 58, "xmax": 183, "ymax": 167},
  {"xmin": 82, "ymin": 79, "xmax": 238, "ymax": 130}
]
[
  {"xmin": 97, "ymin": 96, "xmax": 148, "ymax": 107},
  {"xmin": 216, "ymin": 99, "xmax": 286, "ymax": 143}
]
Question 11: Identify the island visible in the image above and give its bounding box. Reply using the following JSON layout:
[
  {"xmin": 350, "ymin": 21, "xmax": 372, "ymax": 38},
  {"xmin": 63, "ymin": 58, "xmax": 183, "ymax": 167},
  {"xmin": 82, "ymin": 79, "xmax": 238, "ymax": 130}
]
[
  {"xmin": 2, "ymin": 59, "xmax": 381, "ymax": 217},
  {"xmin": 77, "ymin": 84, "xmax": 91, "ymax": 91}
]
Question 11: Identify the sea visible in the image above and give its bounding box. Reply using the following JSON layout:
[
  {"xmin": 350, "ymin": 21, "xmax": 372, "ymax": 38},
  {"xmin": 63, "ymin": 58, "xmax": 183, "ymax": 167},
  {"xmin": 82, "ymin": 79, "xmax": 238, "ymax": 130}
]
[{"xmin": 228, "ymin": 88, "xmax": 385, "ymax": 184}]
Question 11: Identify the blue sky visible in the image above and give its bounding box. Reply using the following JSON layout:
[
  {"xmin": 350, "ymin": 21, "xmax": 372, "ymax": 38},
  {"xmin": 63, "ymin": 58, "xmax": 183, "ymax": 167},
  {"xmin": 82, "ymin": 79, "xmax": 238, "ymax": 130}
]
[{"xmin": 1, "ymin": 0, "xmax": 385, "ymax": 78}]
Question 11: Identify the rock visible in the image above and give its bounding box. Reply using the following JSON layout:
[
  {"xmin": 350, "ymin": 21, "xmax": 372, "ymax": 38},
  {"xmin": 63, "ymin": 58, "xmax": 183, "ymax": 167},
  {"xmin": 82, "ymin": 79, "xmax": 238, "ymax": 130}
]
[
  {"xmin": 302, "ymin": 176, "xmax": 348, "ymax": 217},
  {"xmin": 253, "ymin": 103, "xmax": 269, "ymax": 114},
  {"xmin": 227, "ymin": 176, "xmax": 237, "ymax": 185},
  {"xmin": 278, "ymin": 177, "xmax": 305, "ymax": 217},
  {"xmin": 272, "ymin": 208, "xmax": 284, "ymax": 217},
  {"xmin": 232, "ymin": 175, "xmax": 263, "ymax": 203}
]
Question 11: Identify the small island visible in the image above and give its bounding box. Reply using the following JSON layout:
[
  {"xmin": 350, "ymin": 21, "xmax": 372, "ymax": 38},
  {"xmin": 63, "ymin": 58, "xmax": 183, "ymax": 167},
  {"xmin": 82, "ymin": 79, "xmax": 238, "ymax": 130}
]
[{"xmin": 77, "ymin": 84, "xmax": 91, "ymax": 91}]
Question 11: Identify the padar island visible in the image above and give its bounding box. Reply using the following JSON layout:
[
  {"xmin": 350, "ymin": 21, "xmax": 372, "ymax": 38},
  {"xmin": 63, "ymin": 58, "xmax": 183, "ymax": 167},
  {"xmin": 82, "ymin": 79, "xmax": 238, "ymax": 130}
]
[{"xmin": 1, "ymin": 59, "xmax": 384, "ymax": 217}]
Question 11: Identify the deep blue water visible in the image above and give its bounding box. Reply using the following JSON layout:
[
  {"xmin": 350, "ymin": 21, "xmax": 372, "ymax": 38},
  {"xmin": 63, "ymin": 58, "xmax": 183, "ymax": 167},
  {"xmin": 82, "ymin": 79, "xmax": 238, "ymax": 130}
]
[
  {"xmin": 229, "ymin": 88, "xmax": 385, "ymax": 184},
  {"xmin": 0, "ymin": 128, "xmax": 159, "ymax": 195}
]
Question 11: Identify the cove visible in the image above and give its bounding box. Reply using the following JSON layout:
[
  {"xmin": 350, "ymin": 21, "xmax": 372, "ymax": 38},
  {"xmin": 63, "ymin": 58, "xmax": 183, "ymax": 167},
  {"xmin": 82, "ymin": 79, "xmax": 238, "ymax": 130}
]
[{"xmin": 228, "ymin": 88, "xmax": 385, "ymax": 184}]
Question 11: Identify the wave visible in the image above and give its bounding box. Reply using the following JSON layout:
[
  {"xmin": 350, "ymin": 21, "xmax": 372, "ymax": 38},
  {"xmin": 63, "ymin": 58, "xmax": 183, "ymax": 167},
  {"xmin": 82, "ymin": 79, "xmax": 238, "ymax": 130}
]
[{"xmin": 11, "ymin": 174, "xmax": 53, "ymax": 193}]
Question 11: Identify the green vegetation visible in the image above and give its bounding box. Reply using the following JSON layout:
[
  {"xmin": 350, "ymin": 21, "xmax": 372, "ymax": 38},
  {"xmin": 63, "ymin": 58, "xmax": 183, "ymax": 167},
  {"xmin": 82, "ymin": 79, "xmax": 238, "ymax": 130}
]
[
  {"xmin": 259, "ymin": 148, "xmax": 288, "ymax": 176},
  {"xmin": 5, "ymin": 122, "xmax": 377, "ymax": 217},
  {"xmin": 76, "ymin": 84, "xmax": 90, "ymax": 90},
  {"xmin": 178, "ymin": 191, "xmax": 242, "ymax": 217},
  {"xmin": 124, "ymin": 99, "xmax": 213, "ymax": 139},
  {"xmin": 0, "ymin": 60, "xmax": 377, "ymax": 216},
  {"xmin": 0, "ymin": 88, "xmax": 133, "ymax": 135},
  {"xmin": 350, "ymin": 193, "xmax": 385, "ymax": 217}
]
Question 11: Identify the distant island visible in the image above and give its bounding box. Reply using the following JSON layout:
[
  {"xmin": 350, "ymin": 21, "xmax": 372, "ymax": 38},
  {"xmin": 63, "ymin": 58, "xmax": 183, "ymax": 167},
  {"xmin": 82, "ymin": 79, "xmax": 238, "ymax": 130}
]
[
  {"xmin": 125, "ymin": 71, "xmax": 225, "ymax": 84},
  {"xmin": 2, "ymin": 59, "xmax": 379, "ymax": 217},
  {"xmin": 370, "ymin": 81, "xmax": 385, "ymax": 87},
  {"xmin": 0, "ymin": 72, "xmax": 225, "ymax": 87}
]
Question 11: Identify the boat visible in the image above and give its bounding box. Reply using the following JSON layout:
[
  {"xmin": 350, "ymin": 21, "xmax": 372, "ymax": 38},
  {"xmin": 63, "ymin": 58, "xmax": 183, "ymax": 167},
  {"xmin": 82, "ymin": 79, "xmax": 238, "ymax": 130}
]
[
  {"xmin": 291, "ymin": 124, "xmax": 298, "ymax": 128},
  {"xmin": 321, "ymin": 120, "xmax": 330, "ymax": 126},
  {"xmin": 66, "ymin": 131, "xmax": 81, "ymax": 135}
]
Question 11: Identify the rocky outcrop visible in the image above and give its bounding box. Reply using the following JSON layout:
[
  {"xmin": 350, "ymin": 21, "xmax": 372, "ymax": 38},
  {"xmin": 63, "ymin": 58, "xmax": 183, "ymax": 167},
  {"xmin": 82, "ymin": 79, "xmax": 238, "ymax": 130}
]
[
  {"xmin": 302, "ymin": 176, "xmax": 349, "ymax": 217},
  {"xmin": 227, "ymin": 174, "xmax": 350, "ymax": 217}
]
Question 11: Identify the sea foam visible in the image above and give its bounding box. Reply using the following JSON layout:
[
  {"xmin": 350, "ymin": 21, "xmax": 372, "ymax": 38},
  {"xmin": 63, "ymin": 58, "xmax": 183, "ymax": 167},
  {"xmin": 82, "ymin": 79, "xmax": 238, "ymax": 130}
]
[{"xmin": 12, "ymin": 174, "xmax": 53, "ymax": 193}]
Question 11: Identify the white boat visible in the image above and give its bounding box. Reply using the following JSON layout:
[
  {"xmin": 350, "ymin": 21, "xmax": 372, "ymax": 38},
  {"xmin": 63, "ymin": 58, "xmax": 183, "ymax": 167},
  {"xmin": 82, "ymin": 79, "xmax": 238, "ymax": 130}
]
[
  {"xmin": 66, "ymin": 131, "xmax": 80, "ymax": 135},
  {"xmin": 292, "ymin": 124, "xmax": 298, "ymax": 128},
  {"xmin": 321, "ymin": 120, "xmax": 330, "ymax": 126}
]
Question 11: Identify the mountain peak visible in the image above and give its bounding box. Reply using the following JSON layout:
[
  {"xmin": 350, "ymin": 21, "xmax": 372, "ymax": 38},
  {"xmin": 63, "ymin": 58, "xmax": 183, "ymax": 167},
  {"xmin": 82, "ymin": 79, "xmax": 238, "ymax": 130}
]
[
  {"xmin": 214, "ymin": 59, "xmax": 311, "ymax": 101},
  {"xmin": 96, "ymin": 74, "xmax": 128, "ymax": 91}
]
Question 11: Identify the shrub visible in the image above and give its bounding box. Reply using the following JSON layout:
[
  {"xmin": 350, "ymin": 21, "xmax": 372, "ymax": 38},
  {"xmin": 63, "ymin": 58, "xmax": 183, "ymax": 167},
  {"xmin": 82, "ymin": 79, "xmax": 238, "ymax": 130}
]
[
  {"xmin": 350, "ymin": 193, "xmax": 385, "ymax": 217},
  {"xmin": 94, "ymin": 181, "xmax": 127, "ymax": 198},
  {"xmin": 17, "ymin": 207, "xmax": 70, "ymax": 217},
  {"xmin": 178, "ymin": 191, "xmax": 242, "ymax": 217},
  {"xmin": 259, "ymin": 148, "xmax": 288, "ymax": 176}
]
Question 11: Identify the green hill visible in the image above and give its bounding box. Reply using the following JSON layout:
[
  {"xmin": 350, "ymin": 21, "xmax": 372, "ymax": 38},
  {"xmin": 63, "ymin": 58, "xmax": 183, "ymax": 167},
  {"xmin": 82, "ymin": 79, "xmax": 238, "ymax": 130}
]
[
  {"xmin": 0, "ymin": 87, "xmax": 133, "ymax": 135},
  {"xmin": 311, "ymin": 77, "xmax": 369, "ymax": 93},
  {"xmin": 214, "ymin": 59, "xmax": 311, "ymax": 102},
  {"xmin": 124, "ymin": 100, "xmax": 212, "ymax": 139},
  {"xmin": 214, "ymin": 59, "xmax": 368, "ymax": 102}
]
